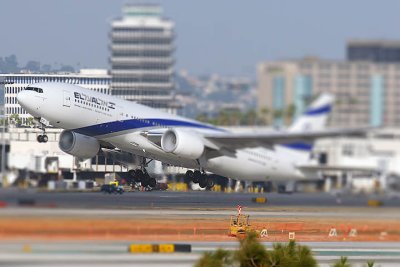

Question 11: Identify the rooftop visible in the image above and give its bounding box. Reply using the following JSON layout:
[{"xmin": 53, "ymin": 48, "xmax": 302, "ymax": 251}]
[{"xmin": 348, "ymin": 39, "xmax": 400, "ymax": 47}]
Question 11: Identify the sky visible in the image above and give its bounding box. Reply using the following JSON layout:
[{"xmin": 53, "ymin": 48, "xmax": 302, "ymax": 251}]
[{"xmin": 1, "ymin": 0, "xmax": 400, "ymax": 76}]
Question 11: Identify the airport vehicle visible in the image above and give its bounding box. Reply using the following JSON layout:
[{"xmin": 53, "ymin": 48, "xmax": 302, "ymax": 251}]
[
  {"xmin": 229, "ymin": 213, "xmax": 251, "ymax": 237},
  {"xmin": 17, "ymin": 83, "xmax": 364, "ymax": 188},
  {"xmin": 100, "ymin": 183, "xmax": 124, "ymax": 194}
]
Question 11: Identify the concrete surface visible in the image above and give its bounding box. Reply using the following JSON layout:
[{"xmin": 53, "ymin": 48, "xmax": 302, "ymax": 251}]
[
  {"xmin": 0, "ymin": 241, "xmax": 399, "ymax": 267},
  {"xmin": 1, "ymin": 188, "xmax": 399, "ymax": 209}
]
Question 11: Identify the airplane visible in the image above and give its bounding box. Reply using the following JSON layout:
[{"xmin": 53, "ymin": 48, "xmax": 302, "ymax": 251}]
[{"xmin": 16, "ymin": 83, "xmax": 364, "ymax": 188}]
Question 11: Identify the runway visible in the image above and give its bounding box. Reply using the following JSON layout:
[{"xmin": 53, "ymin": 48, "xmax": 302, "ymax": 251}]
[
  {"xmin": 0, "ymin": 241, "xmax": 399, "ymax": 267},
  {"xmin": 2, "ymin": 206, "xmax": 400, "ymax": 219},
  {"xmin": 1, "ymin": 188, "xmax": 399, "ymax": 209},
  {"xmin": 1, "ymin": 188, "xmax": 400, "ymax": 265}
]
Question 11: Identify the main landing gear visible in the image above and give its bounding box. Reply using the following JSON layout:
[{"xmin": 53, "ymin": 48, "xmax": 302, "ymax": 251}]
[
  {"xmin": 128, "ymin": 158, "xmax": 157, "ymax": 188},
  {"xmin": 128, "ymin": 169, "xmax": 157, "ymax": 188},
  {"xmin": 185, "ymin": 170, "xmax": 214, "ymax": 189}
]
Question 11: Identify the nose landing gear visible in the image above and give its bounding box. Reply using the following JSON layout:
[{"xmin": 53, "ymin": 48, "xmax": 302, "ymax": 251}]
[
  {"xmin": 36, "ymin": 117, "xmax": 49, "ymax": 143},
  {"xmin": 37, "ymin": 134, "xmax": 48, "ymax": 143}
]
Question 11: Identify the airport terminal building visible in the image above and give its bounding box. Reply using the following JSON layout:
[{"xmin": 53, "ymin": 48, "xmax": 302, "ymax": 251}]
[
  {"xmin": 257, "ymin": 57, "xmax": 400, "ymax": 127},
  {"xmin": 110, "ymin": 4, "xmax": 177, "ymax": 114}
]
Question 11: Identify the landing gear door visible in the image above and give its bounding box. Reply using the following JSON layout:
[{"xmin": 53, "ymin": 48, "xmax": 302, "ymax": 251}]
[{"xmin": 63, "ymin": 91, "xmax": 71, "ymax": 107}]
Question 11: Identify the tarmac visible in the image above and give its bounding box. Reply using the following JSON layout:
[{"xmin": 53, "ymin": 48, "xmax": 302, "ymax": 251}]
[
  {"xmin": 0, "ymin": 241, "xmax": 399, "ymax": 267},
  {"xmin": 1, "ymin": 188, "xmax": 400, "ymax": 209},
  {"xmin": 1, "ymin": 188, "xmax": 400, "ymax": 266}
]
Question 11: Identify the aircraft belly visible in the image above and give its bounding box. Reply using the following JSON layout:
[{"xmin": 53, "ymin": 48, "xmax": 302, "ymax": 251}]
[
  {"xmin": 206, "ymin": 153, "xmax": 304, "ymax": 182},
  {"xmin": 99, "ymin": 133, "xmax": 304, "ymax": 181}
]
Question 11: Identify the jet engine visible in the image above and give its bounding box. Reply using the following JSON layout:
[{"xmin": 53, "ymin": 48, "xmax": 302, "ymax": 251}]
[
  {"xmin": 161, "ymin": 129, "xmax": 205, "ymax": 159},
  {"xmin": 59, "ymin": 130, "xmax": 100, "ymax": 159}
]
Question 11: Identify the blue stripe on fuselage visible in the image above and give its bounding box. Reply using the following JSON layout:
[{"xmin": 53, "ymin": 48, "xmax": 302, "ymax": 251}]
[
  {"xmin": 281, "ymin": 142, "xmax": 313, "ymax": 151},
  {"xmin": 305, "ymin": 104, "xmax": 331, "ymax": 116},
  {"xmin": 73, "ymin": 118, "xmax": 225, "ymax": 136}
]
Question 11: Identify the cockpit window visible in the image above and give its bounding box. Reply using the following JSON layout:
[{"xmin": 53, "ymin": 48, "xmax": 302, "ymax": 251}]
[{"xmin": 25, "ymin": 87, "xmax": 43, "ymax": 93}]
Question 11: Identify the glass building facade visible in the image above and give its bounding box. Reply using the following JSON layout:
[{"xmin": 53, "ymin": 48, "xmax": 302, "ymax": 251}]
[
  {"xmin": 258, "ymin": 58, "xmax": 400, "ymax": 127},
  {"xmin": 294, "ymin": 75, "xmax": 312, "ymax": 119},
  {"xmin": 370, "ymin": 75, "xmax": 384, "ymax": 127},
  {"xmin": 272, "ymin": 76, "xmax": 285, "ymax": 126}
]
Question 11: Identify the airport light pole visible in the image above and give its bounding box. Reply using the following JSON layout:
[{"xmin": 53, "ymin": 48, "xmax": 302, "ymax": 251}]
[
  {"xmin": 0, "ymin": 79, "xmax": 13, "ymax": 185},
  {"xmin": 0, "ymin": 79, "xmax": 6, "ymax": 183},
  {"xmin": 0, "ymin": 111, "xmax": 5, "ymax": 184}
]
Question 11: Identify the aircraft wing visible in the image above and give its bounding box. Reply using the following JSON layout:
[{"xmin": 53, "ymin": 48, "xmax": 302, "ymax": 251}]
[
  {"xmin": 297, "ymin": 164, "xmax": 378, "ymax": 172},
  {"xmin": 203, "ymin": 128, "xmax": 369, "ymax": 150}
]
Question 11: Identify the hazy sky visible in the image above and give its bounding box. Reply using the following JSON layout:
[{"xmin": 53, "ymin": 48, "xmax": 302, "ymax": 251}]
[{"xmin": 1, "ymin": 0, "xmax": 400, "ymax": 76}]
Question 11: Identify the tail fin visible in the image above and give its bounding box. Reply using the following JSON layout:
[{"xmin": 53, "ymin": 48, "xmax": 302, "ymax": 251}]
[
  {"xmin": 277, "ymin": 93, "xmax": 335, "ymax": 163},
  {"xmin": 289, "ymin": 93, "xmax": 335, "ymax": 133}
]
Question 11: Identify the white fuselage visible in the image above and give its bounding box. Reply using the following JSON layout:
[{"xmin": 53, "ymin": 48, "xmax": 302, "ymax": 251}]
[{"xmin": 18, "ymin": 83, "xmax": 306, "ymax": 182}]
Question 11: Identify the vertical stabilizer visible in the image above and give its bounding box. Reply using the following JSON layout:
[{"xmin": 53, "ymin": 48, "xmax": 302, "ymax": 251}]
[
  {"xmin": 277, "ymin": 93, "xmax": 335, "ymax": 163},
  {"xmin": 288, "ymin": 93, "xmax": 335, "ymax": 133}
]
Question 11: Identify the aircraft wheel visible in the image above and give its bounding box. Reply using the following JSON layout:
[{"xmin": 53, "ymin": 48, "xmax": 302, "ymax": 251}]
[
  {"xmin": 141, "ymin": 173, "xmax": 150, "ymax": 187},
  {"xmin": 185, "ymin": 170, "xmax": 194, "ymax": 179},
  {"xmin": 149, "ymin": 178, "xmax": 157, "ymax": 188},
  {"xmin": 37, "ymin": 135, "xmax": 43, "ymax": 143},
  {"xmin": 42, "ymin": 135, "xmax": 48, "ymax": 143},
  {"xmin": 206, "ymin": 178, "xmax": 215, "ymax": 189},
  {"xmin": 135, "ymin": 170, "xmax": 144, "ymax": 182},
  {"xmin": 193, "ymin": 170, "xmax": 201, "ymax": 183},
  {"xmin": 199, "ymin": 174, "xmax": 208, "ymax": 188},
  {"xmin": 128, "ymin": 169, "xmax": 136, "ymax": 177}
]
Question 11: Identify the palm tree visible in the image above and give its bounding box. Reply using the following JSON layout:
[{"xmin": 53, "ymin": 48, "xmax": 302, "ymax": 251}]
[
  {"xmin": 284, "ymin": 104, "xmax": 296, "ymax": 126},
  {"xmin": 273, "ymin": 109, "xmax": 284, "ymax": 127},
  {"xmin": 235, "ymin": 231, "xmax": 268, "ymax": 267},
  {"xmin": 241, "ymin": 109, "xmax": 258, "ymax": 126},
  {"xmin": 195, "ymin": 232, "xmax": 375, "ymax": 267},
  {"xmin": 332, "ymin": 256, "xmax": 351, "ymax": 267},
  {"xmin": 195, "ymin": 249, "xmax": 233, "ymax": 267},
  {"xmin": 259, "ymin": 107, "xmax": 270, "ymax": 125},
  {"xmin": 195, "ymin": 113, "xmax": 209, "ymax": 123},
  {"xmin": 266, "ymin": 241, "xmax": 317, "ymax": 267},
  {"xmin": 26, "ymin": 117, "xmax": 35, "ymax": 127},
  {"xmin": 9, "ymin": 114, "xmax": 21, "ymax": 127}
]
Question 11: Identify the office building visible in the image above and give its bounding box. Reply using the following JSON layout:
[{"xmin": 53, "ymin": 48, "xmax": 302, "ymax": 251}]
[
  {"xmin": 258, "ymin": 57, "xmax": 400, "ymax": 127},
  {"xmin": 110, "ymin": 4, "xmax": 176, "ymax": 113},
  {"xmin": 0, "ymin": 69, "xmax": 111, "ymax": 125},
  {"xmin": 348, "ymin": 39, "xmax": 400, "ymax": 63}
]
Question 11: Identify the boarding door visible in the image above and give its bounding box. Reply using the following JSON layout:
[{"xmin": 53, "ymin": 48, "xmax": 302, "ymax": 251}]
[{"xmin": 63, "ymin": 91, "xmax": 71, "ymax": 107}]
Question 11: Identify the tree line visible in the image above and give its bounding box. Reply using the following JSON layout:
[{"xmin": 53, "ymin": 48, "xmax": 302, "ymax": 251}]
[
  {"xmin": 0, "ymin": 54, "xmax": 75, "ymax": 73},
  {"xmin": 195, "ymin": 104, "xmax": 297, "ymax": 127},
  {"xmin": 195, "ymin": 231, "xmax": 375, "ymax": 267}
]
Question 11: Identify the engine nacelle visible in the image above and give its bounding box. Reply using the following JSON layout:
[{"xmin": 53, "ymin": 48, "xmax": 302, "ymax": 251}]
[
  {"xmin": 161, "ymin": 129, "xmax": 205, "ymax": 159},
  {"xmin": 59, "ymin": 130, "xmax": 100, "ymax": 159}
]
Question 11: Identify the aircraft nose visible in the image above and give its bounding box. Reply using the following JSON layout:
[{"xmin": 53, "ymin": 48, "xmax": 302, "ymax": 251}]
[{"xmin": 16, "ymin": 90, "xmax": 28, "ymax": 108}]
